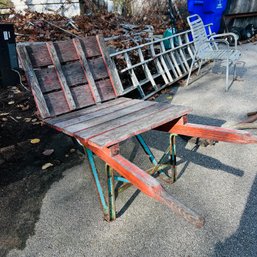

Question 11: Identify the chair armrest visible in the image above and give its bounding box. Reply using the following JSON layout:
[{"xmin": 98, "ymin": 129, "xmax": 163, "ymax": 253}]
[
  {"xmin": 207, "ymin": 39, "xmax": 230, "ymax": 50},
  {"xmin": 210, "ymin": 33, "xmax": 238, "ymax": 49}
]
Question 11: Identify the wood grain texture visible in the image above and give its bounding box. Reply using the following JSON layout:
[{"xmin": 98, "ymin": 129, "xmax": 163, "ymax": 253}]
[
  {"xmin": 54, "ymin": 40, "xmax": 79, "ymax": 63},
  {"xmin": 73, "ymin": 38, "xmax": 101, "ymax": 103},
  {"xmin": 81, "ymin": 37, "xmax": 101, "ymax": 58},
  {"xmin": 96, "ymin": 79, "xmax": 116, "ymax": 101},
  {"xmin": 44, "ymin": 91, "xmax": 70, "ymax": 116},
  {"xmin": 76, "ymin": 102, "xmax": 173, "ymax": 140},
  {"xmin": 46, "ymin": 42, "xmax": 76, "ymax": 111},
  {"xmin": 65, "ymin": 100, "xmax": 156, "ymax": 133},
  {"xmin": 17, "ymin": 46, "xmax": 50, "ymax": 118},
  {"xmin": 89, "ymin": 104, "xmax": 190, "ymax": 147},
  {"xmin": 54, "ymin": 99, "xmax": 142, "ymax": 129},
  {"xmin": 88, "ymin": 57, "xmax": 109, "ymax": 80},
  {"xmin": 26, "ymin": 44, "xmax": 52, "ymax": 67},
  {"xmin": 46, "ymin": 97, "xmax": 131, "ymax": 125},
  {"xmin": 35, "ymin": 67, "xmax": 60, "ymax": 93},
  {"xmin": 96, "ymin": 35, "xmax": 122, "ymax": 96},
  {"xmin": 70, "ymin": 85, "xmax": 95, "ymax": 109},
  {"xmin": 62, "ymin": 61, "xmax": 87, "ymax": 87}
]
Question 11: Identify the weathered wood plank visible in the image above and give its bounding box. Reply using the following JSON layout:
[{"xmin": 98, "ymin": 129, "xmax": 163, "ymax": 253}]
[
  {"xmin": 44, "ymin": 91, "xmax": 70, "ymax": 116},
  {"xmin": 170, "ymin": 123, "xmax": 257, "ymax": 144},
  {"xmin": 65, "ymin": 100, "xmax": 156, "ymax": 134},
  {"xmin": 97, "ymin": 35, "xmax": 123, "ymax": 96},
  {"xmin": 46, "ymin": 42, "xmax": 76, "ymax": 110},
  {"xmin": 17, "ymin": 46, "xmax": 50, "ymax": 118},
  {"xmin": 81, "ymin": 37, "xmax": 101, "ymax": 58},
  {"xmin": 73, "ymin": 38, "xmax": 101, "ymax": 103},
  {"xmin": 71, "ymin": 85, "xmax": 95, "ymax": 109},
  {"xmin": 54, "ymin": 40, "xmax": 79, "ymax": 63},
  {"xmin": 62, "ymin": 61, "xmax": 88, "ymax": 87},
  {"xmin": 26, "ymin": 44, "xmax": 52, "ymax": 67},
  {"xmin": 46, "ymin": 97, "xmax": 131, "ymax": 125},
  {"xmin": 89, "ymin": 104, "xmax": 191, "ymax": 147},
  {"xmin": 35, "ymin": 67, "xmax": 60, "ymax": 93},
  {"xmin": 55, "ymin": 99, "xmax": 143, "ymax": 129},
  {"xmin": 77, "ymin": 102, "xmax": 174, "ymax": 140},
  {"xmin": 96, "ymin": 79, "xmax": 116, "ymax": 101},
  {"xmin": 88, "ymin": 57, "xmax": 109, "ymax": 80}
]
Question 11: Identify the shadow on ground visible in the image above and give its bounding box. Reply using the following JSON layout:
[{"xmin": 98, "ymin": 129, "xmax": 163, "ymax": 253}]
[
  {"xmin": 117, "ymin": 114, "xmax": 245, "ymax": 219},
  {"xmin": 0, "ymin": 129, "xmax": 83, "ymax": 257},
  {"xmin": 213, "ymin": 173, "xmax": 257, "ymax": 257}
]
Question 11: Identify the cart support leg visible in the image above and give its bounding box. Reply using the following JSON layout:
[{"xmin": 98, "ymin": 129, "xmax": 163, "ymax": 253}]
[
  {"xmin": 170, "ymin": 134, "xmax": 177, "ymax": 182},
  {"xmin": 85, "ymin": 148, "xmax": 109, "ymax": 220},
  {"xmin": 106, "ymin": 164, "xmax": 116, "ymax": 221}
]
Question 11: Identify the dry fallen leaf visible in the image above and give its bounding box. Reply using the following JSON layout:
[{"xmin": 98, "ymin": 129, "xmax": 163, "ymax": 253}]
[
  {"xmin": 21, "ymin": 105, "xmax": 30, "ymax": 111},
  {"xmin": 42, "ymin": 162, "xmax": 54, "ymax": 170},
  {"xmin": 8, "ymin": 101, "xmax": 15, "ymax": 105},
  {"xmin": 0, "ymin": 113, "xmax": 9, "ymax": 116},
  {"xmin": 30, "ymin": 138, "xmax": 40, "ymax": 144},
  {"xmin": 42, "ymin": 149, "xmax": 54, "ymax": 156},
  {"xmin": 24, "ymin": 118, "xmax": 32, "ymax": 122}
]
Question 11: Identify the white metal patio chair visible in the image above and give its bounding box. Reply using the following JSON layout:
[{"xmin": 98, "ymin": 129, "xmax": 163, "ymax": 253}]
[{"xmin": 186, "ymin": 14, "xmax": 241, "ymax": 91}]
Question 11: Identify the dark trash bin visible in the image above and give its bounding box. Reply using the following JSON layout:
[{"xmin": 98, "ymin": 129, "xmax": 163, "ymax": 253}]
[{"xmin": 0, "ymin": 23, "xmax": 19, "ymax": 88}]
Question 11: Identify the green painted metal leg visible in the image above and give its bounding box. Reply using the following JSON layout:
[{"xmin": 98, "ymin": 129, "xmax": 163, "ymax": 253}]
[
  {"xmin": 136, "ymin": 134, "xmax": 175, "ymax": 183},
  {"xmin": 170, "ymin": 134, "xmax": 177, "ymax": 182},
  {"xmin": 106, "ymin": 164, "xmax": 116, "ymax": 221},
  {"xmin": 84, "ymin": 147, "xmax": 109, "ymax": 220}
]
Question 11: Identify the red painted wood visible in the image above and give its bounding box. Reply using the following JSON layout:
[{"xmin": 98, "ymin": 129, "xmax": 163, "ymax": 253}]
[
  {"xmin": 62, "ymin": 61, "xmax": 88, "ymax": 87},
  {"xmin": 170, "ymin": 123, "xmax": 257, "ymax": 144},
  {"xmin": 44, "ymin": 91, "xmax": 70, "ymax": 116},
  {"xmin": 96, "ymin": 79, "xmax": 116, "ymax": 101},
  {"xmin": 71, "ymin": 85, "xmax": 95, "ymax": 109},
  {"xmin": 54, "ymin": 40, "xmax": 79, "ymax": 63},
  {"xmin": 89, "ymin": 57, "xmax": 109, "ymax": 80},
  {"xmin": 81, "ymin": 37, "xmax": 102, "ymax": 58},
  {"xmin": 27, "ymin": 44, "xmax": 52, "ymax": 67},
  {"xmin": 35, "ymin": 67, "xmax": 60, "ymax": 93}
]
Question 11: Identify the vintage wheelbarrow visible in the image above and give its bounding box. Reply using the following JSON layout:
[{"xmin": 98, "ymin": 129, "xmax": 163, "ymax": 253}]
[{"xmin": 17, "ymin": 36, "xmax": 257, "ymax": 228}]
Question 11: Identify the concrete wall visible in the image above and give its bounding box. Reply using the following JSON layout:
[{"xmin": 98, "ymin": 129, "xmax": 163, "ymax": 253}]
[{"xmin": 8, "ymin": 0, "xmax": 80, "ymax": 17}]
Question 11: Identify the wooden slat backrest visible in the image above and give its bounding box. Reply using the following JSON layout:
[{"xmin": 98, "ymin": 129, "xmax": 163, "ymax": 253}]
[{"xmin": 17, "ymin": 36, "xmax": 122, "ymax": 119}]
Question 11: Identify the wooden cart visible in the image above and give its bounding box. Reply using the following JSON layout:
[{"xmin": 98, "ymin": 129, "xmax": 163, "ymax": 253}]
[{"xmin": 17, "ymin": 36, "xmax": 257, "ymax": 228}]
